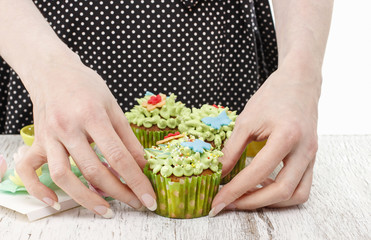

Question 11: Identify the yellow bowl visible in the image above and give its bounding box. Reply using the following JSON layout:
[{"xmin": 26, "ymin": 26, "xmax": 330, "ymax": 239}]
[
  {"xmin": 246, "ymin": 140, "xmax": 267, "ymax": 157},
  {"xmin": 20, "ymin": 124, "xmax": 35, "ymax": 146}
]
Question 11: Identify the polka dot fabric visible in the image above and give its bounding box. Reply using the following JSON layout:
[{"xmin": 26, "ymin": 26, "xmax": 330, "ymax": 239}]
[{"xmin": 0, "ymin": 0, "xmax": 277, "ymax": 134}]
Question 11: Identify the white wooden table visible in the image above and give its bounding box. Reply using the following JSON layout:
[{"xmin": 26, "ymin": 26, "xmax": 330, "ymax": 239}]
[{"xmin": 0, "ymin": 135, "xmax": 370, "ymax": 240}]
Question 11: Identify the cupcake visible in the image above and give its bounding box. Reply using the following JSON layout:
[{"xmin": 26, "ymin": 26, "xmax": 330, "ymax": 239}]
[
  {"xmin": 177, "ymin": 104, "xmax": 246, "ymax": 184},
  {"xmin": 125, "ymin": 92, "xmax": 191, "ymax": 148},
  {"xmin": 143, "ymin": 133, "xmax": 222, "ymax": 219}
]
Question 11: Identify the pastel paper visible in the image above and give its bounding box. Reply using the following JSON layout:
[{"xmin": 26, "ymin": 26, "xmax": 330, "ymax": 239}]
[{"xmin": 0, "ymin": 164, "xmax": 85, "ymax": 194}]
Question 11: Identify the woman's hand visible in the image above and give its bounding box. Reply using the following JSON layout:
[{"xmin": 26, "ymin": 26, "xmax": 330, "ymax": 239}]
[
  {"xmin": 209, "ymin": 63, "xmax": 321, "ymax": 216},
  {"xmin": 15, "ymin": 55, "xmax": 157, "ymax": 218}
]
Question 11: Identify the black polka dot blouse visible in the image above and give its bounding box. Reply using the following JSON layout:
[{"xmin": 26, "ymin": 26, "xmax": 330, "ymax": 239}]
[{"xmin": 0, "ymin": 0, "xmax": 278, "ymax": 134}]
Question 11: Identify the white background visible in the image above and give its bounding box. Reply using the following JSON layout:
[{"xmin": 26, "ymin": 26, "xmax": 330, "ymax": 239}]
[
  {"xmin": 319, "ymin": 0, "xmax": 371, "ymax": 134},
  {"xmin": 270, "ymin": 0, "xmax": 371, "ymax": 135}
]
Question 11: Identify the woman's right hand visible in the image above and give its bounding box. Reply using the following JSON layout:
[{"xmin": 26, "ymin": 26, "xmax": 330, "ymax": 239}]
[{"xmin": 15, "ymin": 53, "xmax": 157, "ymax": 218}]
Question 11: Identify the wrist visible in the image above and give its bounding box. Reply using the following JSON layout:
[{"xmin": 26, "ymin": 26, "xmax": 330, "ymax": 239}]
[
  {"xmin": 21, "ymin": 44, "xmax": 83, "ymax": 95},
  {"xmin": 279, "ymin": 44, "xmax": 323, "ymax": 76},
  {"xmin": 272, "ymin": 50, "xmax": 323, "ymax": 102}
]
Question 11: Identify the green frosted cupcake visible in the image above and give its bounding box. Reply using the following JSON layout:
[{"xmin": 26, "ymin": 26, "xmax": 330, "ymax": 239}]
[
  {"xmin": 125, "ymin": 92, "xmax": 191, "ymax": 148},
  {"xmin": 178, "ymin": 104, "xmax": 247, "ymax": 184},
  {"xmin": 143, "ymin": 134, "xmax": 222, "ymax": 219}
]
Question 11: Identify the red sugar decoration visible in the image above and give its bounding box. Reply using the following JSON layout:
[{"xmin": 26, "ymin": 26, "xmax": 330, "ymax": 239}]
[
  {"xmin": 212, "ymin": 104, "xmax": 225, "ymax": 109},
  {"xmin": 148, "ymin": 94, "xmax": 162, "ymax": 105},
  {"xmin": 164, "ymin": 131, "xmax": 181, "ymax": 139}
]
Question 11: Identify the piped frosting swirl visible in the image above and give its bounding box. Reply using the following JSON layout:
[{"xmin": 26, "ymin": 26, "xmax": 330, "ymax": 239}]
[
  {"xmin": 125, "ymin": 92, "xmax": 191, "ymax": 129},
  {"xmin": 178, "ymin": 104, "xmax": 237, "ymax": 148},
  {"xmin": 144, "ymin": 135, "xmax": 222, "ymax": 177}
]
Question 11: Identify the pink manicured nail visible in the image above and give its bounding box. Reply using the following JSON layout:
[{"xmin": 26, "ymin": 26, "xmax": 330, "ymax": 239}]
[
  {"xmin": 141, "ymin": 193, "xmax": 157, "ymax": 211},
  {"xmin": 209, "ymin": 203, "xmax": 226, "ymax": 217},
  {"xmin": 0, "ymin": 155, "xmax": 7, "ymax": 182},
  {"xmin": 43, "ymin": 197, "xmax": 61, "ymax": 211},
  {"xmin": 94, "ymin": 205, "xmax": 115, "ymax": 219}
]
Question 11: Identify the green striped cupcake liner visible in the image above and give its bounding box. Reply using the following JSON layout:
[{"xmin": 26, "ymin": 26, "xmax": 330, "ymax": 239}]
[
  {"xmin": 220, "ymin": 147, "xmax": 247, "ymax": 184},
  {"xmin": 144, "ymin": 164, "xmax": 221, "ymax": 219},
  {"xmin": 131, "ymin": 126, "xmax": 177, "ymax": 148}
]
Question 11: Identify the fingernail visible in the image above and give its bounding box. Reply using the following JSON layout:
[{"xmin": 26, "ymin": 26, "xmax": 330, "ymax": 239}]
[
  {"xmin": 141, "ymin": 193, "xmax": 157, "ymax": 211},
  {"xmin": 209, "ymin": 203, "xmax": 226, "ymax": 217},
  {"xmin": 94, "ymin": 205, "xmax": 115, "ymax": 219},
  {"xmin": 128, "ymin": 199, "xmax": 143, "ymax": 210},
  {"xmin": 225, "ymin": 203, "xmax": 237, "ymax": 210},
  {"xmin": 43, "ymin": 197, "xmax": 61, "ymax": 211}
]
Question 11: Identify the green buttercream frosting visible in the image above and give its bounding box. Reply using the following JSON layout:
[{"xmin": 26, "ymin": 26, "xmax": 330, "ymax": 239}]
[
  {"xmin": 125, "ymin": 93, "xmax": 191, "ymax": 129},
  {"xmin": 178, "ymin": 104, "xmax": 237, "ymax": 149},
  {"xmin": 144, "ymin": 135, "xmax": 223, "ymax": 177}
]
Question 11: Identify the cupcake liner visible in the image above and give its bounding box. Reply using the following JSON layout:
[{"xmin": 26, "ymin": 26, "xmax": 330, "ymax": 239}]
[
  {"xmin": 220, "ymin": 148, "xmax": 247, "ymax": 184},
  {"xmin": 144, "ymin": 165, "xmax": 221, "ymax": 219},
  {"xmin": 131, "ymin": 126, "xmax": 176, "ymax": 148}
]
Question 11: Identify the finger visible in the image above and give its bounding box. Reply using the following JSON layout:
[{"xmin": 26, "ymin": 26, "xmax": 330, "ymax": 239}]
[
  {"xmin": 86, "ymin": 113, "xmax": 157, "ymax": 211},
  {"xmin": 261, "ymin": 177, "xmax": 274, "ymax": 187},
  {"xmin": 66, "ymin": 135, "xmax": 143, "ymax": 210},
  {"xmin": 268, "ymin": 159, "xmax": 314, "ymax": 208},
  {"xmin": 17, "ymin": 145, "xmax": 30, "ymax": 156},
  {"xmin": 220, "ymin": 119, "xmax": 254, "ymax": 177},
  {"xmin": 108, "ymin": 105, "xmax": 147, "ymax": 168},
  {"xmin": 15, "ymin": 143, "xmax": 61, "ymax": 210},
  {"xmin": 210, "ymin": 131, "xmax": 294, "ymax": 216},
  {"xmin": 47, "ymin": 140, "xmax": 114, "ymax": 218},
  {"xmin": 224, "ymin": 153, "xmax": 310, "ymax": 210}
]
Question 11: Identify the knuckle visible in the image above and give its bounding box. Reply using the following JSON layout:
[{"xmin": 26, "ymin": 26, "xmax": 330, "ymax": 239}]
[
  {"xmin": 280, "ymin": 122, "xmax": 302, "ymax": 146},
  {"xmin": 306, "ymin": 136, "xmax": 319, "ymax": 159},
  {"xmin": 77, "ymin": 104, "xmax": 97, "ymax": 121},
  {"xmin": 278, "ymin": 182, "xmax": 295, "ymax": 201},
  {"xmin": 15, "ymin": 161, "xmax": 25, "ymax": 174},
  {"xmin": 49, "ymin": 166, "xmax": 68, "ymax": 184},
  {"xmin": 47, "ymin": 112, "xmax": 70, "ymax": 132},
  {"xmin": 82, "ymin": 165, "xmax": 101, "ymax": 183},
  {"xmin": 235, "ymin": 114, "xmax": 250, "ymax": 131},
  {"xmin": 106, "ymin": 145, "xmax": 127, "ymax": 166},
  {"xmin": 293, "ymin": 189, "xmax": 310, "ymax": 204}
]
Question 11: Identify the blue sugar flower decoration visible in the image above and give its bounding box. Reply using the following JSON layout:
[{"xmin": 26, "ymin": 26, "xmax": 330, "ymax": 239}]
[
  {"xmin": 181, "ymin": 139, "xmax": 211, "ymax": 153},
  {"xmin": 201, "ymin": 110, "xmax": 232, "ymax": 130}
]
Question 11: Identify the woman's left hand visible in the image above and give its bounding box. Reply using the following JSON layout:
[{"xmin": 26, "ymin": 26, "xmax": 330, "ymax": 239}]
[{"xmin": 209, "ymin": 64, "xmax": 321, "ymax": 216}]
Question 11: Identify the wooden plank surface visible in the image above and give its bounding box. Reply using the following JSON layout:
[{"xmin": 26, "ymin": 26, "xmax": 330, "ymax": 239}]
[{"xmin": 0, "ymin": 135, "xmax": 370, "ymax": 240}]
